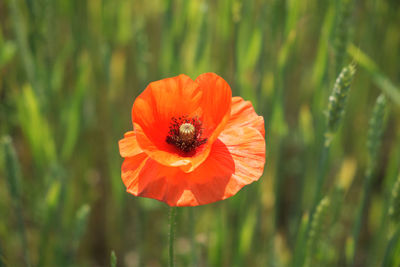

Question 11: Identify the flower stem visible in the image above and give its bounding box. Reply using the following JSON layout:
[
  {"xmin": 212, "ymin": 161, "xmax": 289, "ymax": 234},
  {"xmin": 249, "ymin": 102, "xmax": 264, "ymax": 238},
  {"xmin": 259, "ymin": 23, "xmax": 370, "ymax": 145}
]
[
  {"xmin": 189, "ymin": 208, "xmax": 197, "ymax": 266},
  {"xmin": 169, "ymin": 207, "xmax": 177, "ymax": 267}
]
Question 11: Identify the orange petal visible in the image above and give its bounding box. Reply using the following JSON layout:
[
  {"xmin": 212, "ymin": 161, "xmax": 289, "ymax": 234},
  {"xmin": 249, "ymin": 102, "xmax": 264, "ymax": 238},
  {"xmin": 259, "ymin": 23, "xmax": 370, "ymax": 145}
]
[
  {"xmin": 132, "ymin": 74, "xmax": 202, "ymax": 150},
  {"xmin": 133, "ymin": 123, "xmax": 194, "ymax": 167},
  {"xmin": 195, "ymin": 73, "xmax": 232, "ymax": 142},
  {"xmin": 217, "ymin": 126, "xmax": 266, "ymax": 198},
  {"xmin": 131, "ymin": 73, "xmax": 232, "ymax": 173},
  {"xmin": 121, "ymin": 126, "xmax": 265, "ymax": 206},
  {"xmin": 122, "ymin": 153, "xmax": 189, "ymax": 205},
  {"xmin": 121, "ymin": 153, "xmax": 150, "ymax": 193},
  {"xmin": 119, "ymin": 131, "xmax": 143, "ymax": 157},
  {"xmin": 226, "ymin": 97, "xmax": 265, "ymax": 137}
]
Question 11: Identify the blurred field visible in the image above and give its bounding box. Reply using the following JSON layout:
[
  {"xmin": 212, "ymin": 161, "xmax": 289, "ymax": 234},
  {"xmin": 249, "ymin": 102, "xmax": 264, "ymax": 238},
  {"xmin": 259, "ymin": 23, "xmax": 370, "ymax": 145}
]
[{"xmin": 1, "ymin": 0, "xmax": 400, "ymax": 266}]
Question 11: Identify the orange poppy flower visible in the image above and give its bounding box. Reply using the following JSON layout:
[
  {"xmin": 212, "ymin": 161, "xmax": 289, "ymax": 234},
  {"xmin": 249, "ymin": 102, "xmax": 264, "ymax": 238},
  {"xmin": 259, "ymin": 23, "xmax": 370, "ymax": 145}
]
[{"xmin": 119, "ymin": 73, "xmax": 265, "ymax": 206}]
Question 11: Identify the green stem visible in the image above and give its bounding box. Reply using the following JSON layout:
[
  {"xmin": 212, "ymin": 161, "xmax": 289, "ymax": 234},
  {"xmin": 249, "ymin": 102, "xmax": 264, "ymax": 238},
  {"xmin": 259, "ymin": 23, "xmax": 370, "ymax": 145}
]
[
  {"xmin": 273, "ymin": 140, "xmax": 284, "ymax": 231},
  {"xmin": 169, "ymin": 207, "xmax": 177, "ymax": 267},
  {"xmin": 382, "ymin": 227, "xmax": 400, "ymax": 267},
  {"xmin": 301, "ymin": 136, "xmax": 330, "ymax": 267},
  {"xmin": 351, "ymin": 168, "xmax": 373, "ymax": 266},
  {"xmin": 137, "ymin": 204, "xmax": 144, "ymax": 267},
  {"xmin": 189, "ymin": 208, "xmax": 197, "ymax": 266},
  {"xmin": 311, "ymin": 138, "xmax": 331, "ymax": 216}
]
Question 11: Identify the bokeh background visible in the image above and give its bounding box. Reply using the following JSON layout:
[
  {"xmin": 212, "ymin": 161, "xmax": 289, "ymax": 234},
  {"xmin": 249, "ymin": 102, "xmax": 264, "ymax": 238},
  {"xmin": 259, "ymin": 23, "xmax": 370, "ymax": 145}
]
[{"xmin": 1, "ymin": 0, "xmax": 400, "ymax": 266}]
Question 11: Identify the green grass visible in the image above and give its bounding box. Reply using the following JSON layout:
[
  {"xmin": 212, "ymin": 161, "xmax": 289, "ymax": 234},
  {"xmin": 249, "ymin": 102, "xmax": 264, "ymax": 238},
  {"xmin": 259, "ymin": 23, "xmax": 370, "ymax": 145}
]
[{"xmin": 1, "ymin": 0, "xmax": 400, "ymax": 266}]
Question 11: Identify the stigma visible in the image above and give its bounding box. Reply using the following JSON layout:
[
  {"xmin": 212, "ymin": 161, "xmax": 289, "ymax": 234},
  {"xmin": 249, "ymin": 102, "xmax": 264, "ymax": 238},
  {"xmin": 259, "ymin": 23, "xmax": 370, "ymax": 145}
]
[
  {"xmin": 179, "ymin": 123, "xmax": 195, "ymax": 141},
  {"xmin": 166, "ymin": 116, "xmax": 207, "ymax": 153}
]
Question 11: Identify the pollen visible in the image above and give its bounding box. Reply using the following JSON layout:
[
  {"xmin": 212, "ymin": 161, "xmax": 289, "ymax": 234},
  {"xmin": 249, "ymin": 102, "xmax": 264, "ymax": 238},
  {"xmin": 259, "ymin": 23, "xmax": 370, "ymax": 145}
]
[{"xmin": 166, "ymin": 116, "xmax": 207, "ymax": 153}]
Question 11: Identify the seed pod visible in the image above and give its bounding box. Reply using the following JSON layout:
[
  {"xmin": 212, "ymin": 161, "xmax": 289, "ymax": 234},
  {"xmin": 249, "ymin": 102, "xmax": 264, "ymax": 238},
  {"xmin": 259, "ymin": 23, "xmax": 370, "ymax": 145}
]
[
  {"xmin": 334, "ymin": 0, "xmax": 354, "ymax": 75},
  {"xmin": 389, "ymin": 174, "xmax": 400, "ymax": 222},
  {"xmin": 305, "ymin": 197, "xmax": 331, "ymax": 267},
  {"xmin": 367, "ymin": 94, "xmax": 387, "ymax": 170},
  {"xmin": 327, "ymin": 64, "xmax": 356, "ymax": 135}
]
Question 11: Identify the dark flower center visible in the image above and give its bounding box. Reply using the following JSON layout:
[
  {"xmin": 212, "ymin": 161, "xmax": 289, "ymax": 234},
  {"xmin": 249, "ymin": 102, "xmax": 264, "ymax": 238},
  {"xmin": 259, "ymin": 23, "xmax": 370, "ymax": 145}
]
[{"xmin": 166, "ymin": 116, "xmax": 207, "ymax": 153}]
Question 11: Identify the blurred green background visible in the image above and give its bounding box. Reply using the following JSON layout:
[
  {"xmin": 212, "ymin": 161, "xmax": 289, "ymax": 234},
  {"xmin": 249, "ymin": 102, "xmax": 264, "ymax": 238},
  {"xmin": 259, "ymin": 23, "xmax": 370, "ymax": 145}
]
[{"xmin": 1, "ymin": 0, "xmax": 400, "ymax": 266}]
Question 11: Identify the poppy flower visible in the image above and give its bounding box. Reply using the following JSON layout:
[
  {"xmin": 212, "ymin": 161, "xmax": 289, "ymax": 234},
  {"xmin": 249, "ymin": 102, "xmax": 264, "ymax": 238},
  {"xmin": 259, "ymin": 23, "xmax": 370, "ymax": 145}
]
[{"xmin": 119, "ymin": 73, "xmax": 265, "ymax": 206}]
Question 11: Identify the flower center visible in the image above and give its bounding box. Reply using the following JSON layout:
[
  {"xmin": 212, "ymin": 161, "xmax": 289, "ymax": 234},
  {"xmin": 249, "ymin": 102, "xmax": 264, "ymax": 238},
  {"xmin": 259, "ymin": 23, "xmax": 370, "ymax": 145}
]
[
  {"xmin": 179, "ymin": 123, "xmax": 195, "ymax": 141},
  {"xmin": 166, "ymin": 116, "xmax": 207, "ymax": 154}
]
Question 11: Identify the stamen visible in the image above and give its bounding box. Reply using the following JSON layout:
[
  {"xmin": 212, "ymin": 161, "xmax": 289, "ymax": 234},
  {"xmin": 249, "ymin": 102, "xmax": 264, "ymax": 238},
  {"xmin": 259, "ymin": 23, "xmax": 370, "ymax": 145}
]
[{"xmin": 166, "ymin": 116, "xmax": 207, "ymax": 154}]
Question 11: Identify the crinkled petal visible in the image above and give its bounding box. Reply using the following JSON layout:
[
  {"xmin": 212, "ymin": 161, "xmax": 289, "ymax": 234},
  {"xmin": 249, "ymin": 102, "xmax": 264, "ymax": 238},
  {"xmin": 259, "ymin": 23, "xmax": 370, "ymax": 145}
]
[
  {"xmin": 121, "ymin": 127, "xmax": 265, "ymax": 206},
  {"xmin": 132, "ymin": 73, "xmax": 232, "ymax": 172},
  {"xmin": 216, "ymin": 126, "xmax": 266, "ymax": 198},
  {"xmin": 121, "ymin": 153, "xmax": 150, "ymax": 193},
  {"xmin": 195, "ymin": 72, "xmax": 232, "ymax": 142},
  {"xmin": 119, "ymin": 131, "xmax": 143, "ymax": 158},
  {"xmin": 132, "ymin": 74, "xmax": 202, "ymax": 149},
  {"xmin": 226, "ymin": 97, "xmax": 265, "ymax": 137}
]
